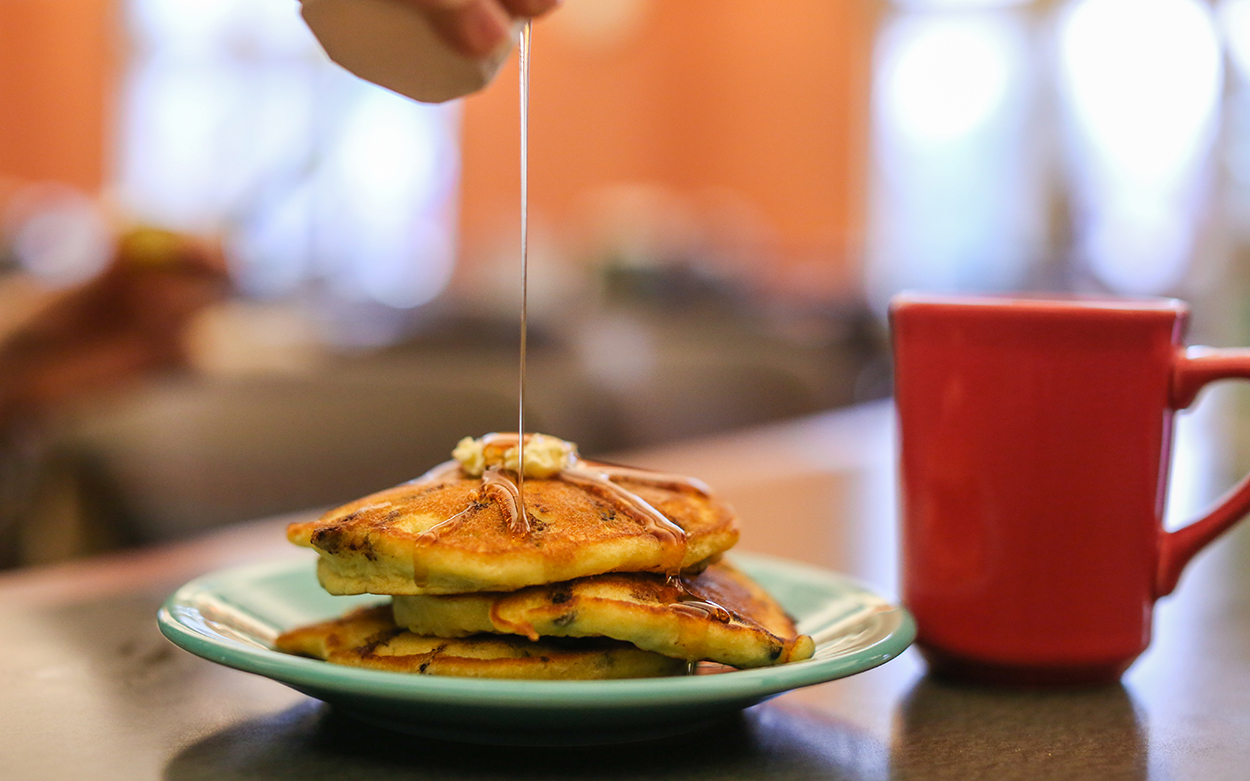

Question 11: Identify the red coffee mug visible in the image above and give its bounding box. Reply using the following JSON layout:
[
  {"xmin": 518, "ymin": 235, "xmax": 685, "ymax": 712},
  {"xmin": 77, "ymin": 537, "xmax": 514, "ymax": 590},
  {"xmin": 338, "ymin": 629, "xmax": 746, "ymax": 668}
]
[{"xmin": 891, "ymin": 293, "xmax": 1250, "ymax": 685}]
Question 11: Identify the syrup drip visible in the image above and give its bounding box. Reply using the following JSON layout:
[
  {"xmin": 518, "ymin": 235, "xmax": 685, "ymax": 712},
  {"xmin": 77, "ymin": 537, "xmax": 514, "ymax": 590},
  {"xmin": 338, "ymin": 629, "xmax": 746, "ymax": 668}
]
[
  {"xmin": 414, "ymin": 505, "xmax": 474, "ymax": 544},
  {"xmin": 482, "ymin": 466, "xmax": 527, "ymax": 534},
  {"xmin": 477, "ymin": 434, "xmax": 534, "ymax": 533},
  {"xmin": 560, "ymin": 464, "xmax": 686, "ymax": 546},
  {"xmin": 415, "ymin": 466, "xmax": 528, "ymax": 545},
  {"xmin": 671, "ymin": 601, "xmax": 734, "ymax": 622},
  {"xmin": 666, "ymin": 573, "xmax": 734, "ymax": 624},
  {"xmin": 588, "ymin": 463, "xmax": 712, "ymax": 497},
  {"xmin": 489, "ymin": 601, "xmax": 539, "ymax": 642}
]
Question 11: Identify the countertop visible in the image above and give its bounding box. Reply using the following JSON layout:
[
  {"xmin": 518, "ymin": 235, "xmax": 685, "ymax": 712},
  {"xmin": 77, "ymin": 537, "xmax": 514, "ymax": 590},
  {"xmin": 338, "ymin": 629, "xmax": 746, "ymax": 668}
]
[{"xmin": 2, "ymin": 400, "xmax": 1248, "ymax": 780}]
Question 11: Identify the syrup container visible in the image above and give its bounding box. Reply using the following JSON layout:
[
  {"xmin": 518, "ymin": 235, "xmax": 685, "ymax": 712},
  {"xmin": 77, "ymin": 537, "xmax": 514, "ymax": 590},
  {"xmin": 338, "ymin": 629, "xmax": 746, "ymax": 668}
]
[{"xmin": 300, "ymin": 0, "xmax": 520, "ymax": 103}]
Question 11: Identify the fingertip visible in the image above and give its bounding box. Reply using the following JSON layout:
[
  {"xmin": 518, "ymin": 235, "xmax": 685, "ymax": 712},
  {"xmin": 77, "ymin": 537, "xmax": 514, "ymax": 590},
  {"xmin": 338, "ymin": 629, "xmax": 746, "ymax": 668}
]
[
  {"xmin": 426, "ymin": 1, "xmax": 513, "ymax": 58},
  {"xmin": 501, "ymin": 0, "xmax": 561, "ymax": 19}
]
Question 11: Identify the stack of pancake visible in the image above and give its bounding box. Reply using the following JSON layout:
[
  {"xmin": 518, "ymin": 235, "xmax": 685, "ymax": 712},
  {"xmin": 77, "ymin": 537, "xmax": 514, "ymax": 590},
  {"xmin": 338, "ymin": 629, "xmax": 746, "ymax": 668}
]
[{"xmin": 276, "ymin": 434, "xmax": 815, "ymax": 679}]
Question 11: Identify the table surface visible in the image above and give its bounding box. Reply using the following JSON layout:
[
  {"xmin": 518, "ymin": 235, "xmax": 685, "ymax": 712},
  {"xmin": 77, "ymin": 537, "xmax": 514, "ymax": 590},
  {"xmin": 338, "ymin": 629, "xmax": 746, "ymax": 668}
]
[{"xmin": 3, "ymin": 399, "xmax": 1249, "ymax": 780}]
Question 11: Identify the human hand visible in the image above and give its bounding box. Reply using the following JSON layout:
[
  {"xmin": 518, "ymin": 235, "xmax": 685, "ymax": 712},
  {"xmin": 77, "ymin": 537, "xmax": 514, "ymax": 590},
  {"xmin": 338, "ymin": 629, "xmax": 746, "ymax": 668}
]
[{"xmin": 406, "ymin": 0, "xmax": 560, "ymax": 58}]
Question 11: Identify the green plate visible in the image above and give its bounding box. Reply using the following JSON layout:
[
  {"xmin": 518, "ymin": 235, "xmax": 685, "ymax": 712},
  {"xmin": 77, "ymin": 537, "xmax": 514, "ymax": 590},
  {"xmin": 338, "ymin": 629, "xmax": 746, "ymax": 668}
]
[{"xmin": 158, "ymin": 552, "xmax": 914, "ymax": 745}]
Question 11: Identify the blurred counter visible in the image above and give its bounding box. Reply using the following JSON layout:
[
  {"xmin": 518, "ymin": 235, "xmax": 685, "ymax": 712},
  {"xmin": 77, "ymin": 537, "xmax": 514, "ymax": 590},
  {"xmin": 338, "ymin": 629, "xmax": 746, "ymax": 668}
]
[{"xmin": 3, "ymin": 295, "xmax": 885, "ymax": 565}]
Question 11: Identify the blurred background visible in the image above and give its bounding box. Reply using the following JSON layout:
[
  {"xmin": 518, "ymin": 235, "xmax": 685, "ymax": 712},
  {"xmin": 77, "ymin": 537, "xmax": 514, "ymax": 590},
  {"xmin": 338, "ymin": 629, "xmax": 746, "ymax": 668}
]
[{"xmin": 1, "ymin": 0, "xmax": 1248, "ymax": 566}]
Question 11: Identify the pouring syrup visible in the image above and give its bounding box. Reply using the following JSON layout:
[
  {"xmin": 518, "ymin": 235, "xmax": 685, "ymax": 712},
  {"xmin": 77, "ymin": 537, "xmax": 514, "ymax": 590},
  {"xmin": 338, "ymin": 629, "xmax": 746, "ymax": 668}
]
[{"xmin": 517, "ymin": 20, "xmax": 532, "ymax": 517}]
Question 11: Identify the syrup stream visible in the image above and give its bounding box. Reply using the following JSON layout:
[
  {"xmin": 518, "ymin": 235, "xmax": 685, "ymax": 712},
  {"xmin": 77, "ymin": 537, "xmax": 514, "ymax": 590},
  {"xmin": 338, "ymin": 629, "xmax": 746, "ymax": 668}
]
[
  {"xmin": 517, "ymin": 21, "xmax": 532, "ymax": 515},
  {"xmin": 409, "ymin": 27, "xmax": 705, "ymax": 594}
]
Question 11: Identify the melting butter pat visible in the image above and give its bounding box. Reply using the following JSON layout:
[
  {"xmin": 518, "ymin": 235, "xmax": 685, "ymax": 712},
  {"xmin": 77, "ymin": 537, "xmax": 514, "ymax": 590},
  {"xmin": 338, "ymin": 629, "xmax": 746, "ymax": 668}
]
[
  {"xmin": 452, "ymin": 437, "xmax": 487, "ymax": 476},
  {"xmin": 453, "ymin": 434, "xmax": 578, "ymax": 479}
]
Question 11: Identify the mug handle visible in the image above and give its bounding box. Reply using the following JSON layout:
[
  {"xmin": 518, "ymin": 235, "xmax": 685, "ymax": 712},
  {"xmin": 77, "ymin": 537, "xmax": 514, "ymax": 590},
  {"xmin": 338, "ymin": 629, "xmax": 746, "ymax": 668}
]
[{"xmin": 1160, "ymin": 346, "xmax": 1250, "ymax": 596}]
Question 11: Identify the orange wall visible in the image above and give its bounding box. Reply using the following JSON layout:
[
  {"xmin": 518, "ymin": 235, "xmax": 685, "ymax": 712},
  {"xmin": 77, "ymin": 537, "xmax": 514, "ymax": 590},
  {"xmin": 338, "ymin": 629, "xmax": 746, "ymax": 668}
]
[
  {"xmin": 0, "ymin": 0, "xmax": 116, "ymax": 193},
  {"xmin": 457, "ymin": 0, "xmax": 876, "ymax": 291},
  {"xmin": 0, "ymin": 1, "xmax": 874, "ymax": 293}
]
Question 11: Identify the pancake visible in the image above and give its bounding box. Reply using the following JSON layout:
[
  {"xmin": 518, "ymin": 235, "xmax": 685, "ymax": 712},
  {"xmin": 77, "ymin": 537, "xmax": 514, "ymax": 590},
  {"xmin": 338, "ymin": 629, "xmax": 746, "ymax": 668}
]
[
  {"xmin": 288, "ymin": 435, "xmax": 739, "ymax": 595},
  {"xmin": 275, "ymin": 604, "xmax": 686, "ymax": 679},
  {"xmin": 391, "ymin": 560, "xmax": 815, "ymax": 668}
]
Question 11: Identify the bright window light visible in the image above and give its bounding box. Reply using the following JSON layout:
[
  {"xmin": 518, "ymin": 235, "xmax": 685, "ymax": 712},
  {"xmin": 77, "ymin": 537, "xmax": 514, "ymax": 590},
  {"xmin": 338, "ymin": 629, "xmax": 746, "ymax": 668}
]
[
  {"xmin": 1058, "ymin": 0, "xmax": 1222, "ymax": 187},
  {"xmin": 118, "ymin": 0, "xmax": 462, "ymax": 312},
  {"xmin": 878, "ymin": 15, "xmax": 1017, "ymax": 145},
  {"xmin": 1057, "ymin": 0, "xmax": 1222, "ymax": 295},
  {"xmin": 1221, "ymin": 0, "xmax": 1250, "ymax": 83},
  {"xmin": 1081, "ymin": 198, "xmax": 1194, "ymax": 295},
  {"xmin": 868, "ymin": 10, "xmax": 1035, "ymax": 307},
  {"xmin": 334, "ymin": 92, "xmax": 452, "ymax": 219},
  {"xmin": 129, "ymin": 0, "xmax": 316, "ymax": 56},
  {"xmin": 321, "ymin": 90, "xmax": 460, "ymax": 309},
  {"xmin": 890, "ymin": 0, "xmax": 1030, "ymax": 8}
]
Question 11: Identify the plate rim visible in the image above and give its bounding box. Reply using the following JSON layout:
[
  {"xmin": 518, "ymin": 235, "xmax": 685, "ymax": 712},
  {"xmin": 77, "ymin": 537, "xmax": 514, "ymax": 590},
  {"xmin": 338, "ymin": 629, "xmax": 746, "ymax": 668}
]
[{"xmin": 157, "ymin": 551, "xmax": 915, "ymax": 710}]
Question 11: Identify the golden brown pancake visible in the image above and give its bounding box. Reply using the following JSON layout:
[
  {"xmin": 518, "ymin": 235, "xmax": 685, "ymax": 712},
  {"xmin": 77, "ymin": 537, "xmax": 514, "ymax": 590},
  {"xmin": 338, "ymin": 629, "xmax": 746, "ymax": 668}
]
[
  {"xmin": 275, "ymin": 604, "xmax": 686, "ymax": 679},
  {"xmin": 391, "ymin": 561, "xmax": 814, "ymax": 668},
  {"xmin": 288, "ymin": 464, "xmax": 740, "ymax": 595}
]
